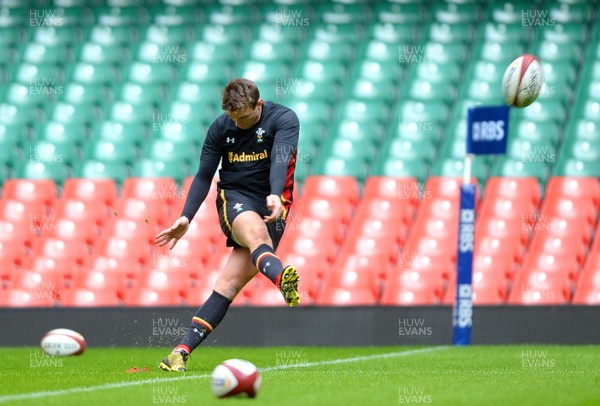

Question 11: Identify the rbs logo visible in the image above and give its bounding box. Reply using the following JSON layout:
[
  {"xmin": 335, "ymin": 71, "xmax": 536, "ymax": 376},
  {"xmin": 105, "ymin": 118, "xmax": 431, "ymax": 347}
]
[{"xmin": 472, "ymin": 120, "xmax": 505, "ymax": 141}]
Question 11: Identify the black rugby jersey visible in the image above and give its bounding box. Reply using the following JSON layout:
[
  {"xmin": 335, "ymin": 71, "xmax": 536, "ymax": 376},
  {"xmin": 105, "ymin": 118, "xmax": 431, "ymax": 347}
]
[{"xmin": 181, "ymin": 101, "xmax": 299, "ymax": 221}]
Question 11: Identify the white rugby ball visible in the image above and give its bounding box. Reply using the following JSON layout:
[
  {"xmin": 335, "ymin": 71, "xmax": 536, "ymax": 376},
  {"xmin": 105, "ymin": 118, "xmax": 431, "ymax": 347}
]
[
  {"xmin": 41, "ymin": 328, "xmax": 86, "ymax": 356},
  {"xmin": 502, "ymin": 54, "xmax": 544, "ymax": 108},
  {"xmin": 211, "ymin": 359, "xmax": 261, "ymax": 398}
]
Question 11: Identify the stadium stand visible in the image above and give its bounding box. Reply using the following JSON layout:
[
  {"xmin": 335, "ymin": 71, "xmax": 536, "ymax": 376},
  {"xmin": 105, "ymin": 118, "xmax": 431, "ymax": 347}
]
[{"xmin": 0, "ymin": 0, "xmax": 599, "ymax": 308}]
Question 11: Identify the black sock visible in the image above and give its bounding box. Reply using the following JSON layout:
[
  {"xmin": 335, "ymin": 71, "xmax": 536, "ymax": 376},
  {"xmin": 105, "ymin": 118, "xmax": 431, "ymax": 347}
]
[
  {"xmin": 175, "ymin": 290, "xmax": 232, "ymax": 354},
  {"xmin": 251, "ymin": 243, "xmax": 284, "ymax": 286}
]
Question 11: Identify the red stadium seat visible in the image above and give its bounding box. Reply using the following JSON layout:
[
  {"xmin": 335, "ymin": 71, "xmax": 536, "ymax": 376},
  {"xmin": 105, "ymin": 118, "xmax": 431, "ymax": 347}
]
[
  {"xmin": 476, "ymin": 217, "xmax": 529, "ymax": 246},
  {"xmin": 572, "ymin": 287, "xmax": 600, "ymax": 304},
  {"xmin": 384, "ymin": 269, "xmax": 445, "ymax": 299},
  {"xmin": 31, "ymin": 257, "xmax": 78, "ymax": 280},
  {"xmin": 98, "ymin": 236, "xmax": 150, "ymax": 265},
  {"xmin": 424, "ymin": 176, "xmax": 479, "ymax": 200},
  {"xmin": 47, "ymin": 218, "xmax": 99, "ymax": 248},
  {"xmin": 381, "ymin": 285, "xmax": 440, "ymax": 305},
  {"xmin": 278, "ymin": 252, "xmax": 326, "ymax": 297},
  {"xmin": 88, "ymin": 255, "xmax": 144, "ymax": 282},
  {"xmin": 183, "ymin": 211, "xmax": 224, "ymax": 245},
  {"xmin": 339, "ymin": 235, "xmax": 398, "ymax": 265},
  {"xmin": 417, "ymin": 197, "xmax": 459, "ymax": 222},
  {"xmin": 363, "ymin": 176, "xmax": 420, "ymax": 207},
  {"xmin": 54, "ymin": 199, "xmax": 111, "ymax": 228},
  {"xmin": 122, "ymin": 177, "xmax": 179, "ymax": 206},
  {"xmin": 11, "ymin": 270, "xmax": 65, "ymax": 298},
  {"xmin": 105, "ymin": 217, "xmax": 159, "ymax": 245},
  {"xmin": 293, "ymin": 197, "xmax": 354, "ymax": 225},
  {"xmin": 348, "ymin": 217, "xmax": 408, "ymax": 245},
  {"xmin": 478, "ymin": 196, "xmax": 538, "ymax": 222},
  {"xmin": 403, "ymin": 235, "xmax": 456, "ymax": 264},
  {"xmin": 278, "ymin": 234, "xmax": 338, "ymax": 265},
  {"xmin": 283, "ymin": 216, "xmax": 344, "ymax": 246},
  {"xmin": 63, "ymin": 178, "xmax": 118, "ymax": 207},
  {"xmin": 354, "ymin": 198, "xmax": 414, "ymax": 230},
  {"xmin": 539, "ymin": 196, "xmax": 597, "ymax": 227},
  {"xmin": 0, "ymin": 218, "xmax": 38, "ymax": 249},
  {"xmin": 473, "ymin": 252, "xmax": 514, "ymax": 280},
  {"xmin": 334, "ymin": 253, "xmax": 390, "ymax": 288},
  {"xmin": 323, "ymin": 267, "xmax": 378, "ymax": 298},
  {"xmin": 151, "ymin": 252, "xmax": 204, "ymax": 280},
  {"xmin": 59, "ymin": 288, "xmax": 121, "ymax": 307},
  {"xmin": 2, "ymin": 179, "xmax": 57, "ymax": 207},
  {"xmin": 247, "ymin": 286, "xmax": 289, "ymax": 306},
  {"xmin": 484, "ymin": 177, "xmax": 541, "ymax": 207},
  {"xmin": 317, "ymin": 286, "xmax": 378, "ymax": 306},
  {"xmin": 509, "ymin": 269, "xmax": 571, "ymax": 304},
  {"xmin": 181, "ymin": 176, "xmax": 219, "ymax": 205},
  {"xmin": 476, "ymin": 235, "xmax": 524, "ymax": 267},
  {"xmin": 0, "ymin": 239, "xmax": 29, "ymax": 268},
  {"xmin": 158, "ymin": 236, "xmax": 216, "ymax": 266},
  {"xmin": 528, "ymin": 234, "xmax": 587, "ymax": 266},
  {"xmin": 114, "ymin": 198, "xmax": 171, "ymax": 227},
  {"xmin": 521, "ymin": 251, "xmax": 579, "ymax": 281},
  {"xmin": 123, "ymin": 287, "xmax": 183, "ymax": 306},
  {"xmin": 73, "ymin": 270, "xmax": 127, "ymax": 296},
  {"xmin": 36, "ymin": 237, "xmax": 92, "ymax": 267},
  {"xmin": 0, "ymin": 199, "xmax": 49, "ymax": 227},
  {"xmin": 411, "ymin": 216, "xmax": 457, "ymax": 244},
  {"xmin": 545, "ymin": 177, "xmax": 600, "ymax": 209},
  {"xmin": 302, "ymin": 176, "xmax": 360, "ymax": 206},
  {"xmin": 0, "ymin": 288, "xmax": 56, "ymax": 307},
  {"xmin": 530, "ymin": 216, "xmax": 591, "ymax": 246},
  {"xmin": 472, "ymin": 270, "xmax": 507, "ymax": 303}
]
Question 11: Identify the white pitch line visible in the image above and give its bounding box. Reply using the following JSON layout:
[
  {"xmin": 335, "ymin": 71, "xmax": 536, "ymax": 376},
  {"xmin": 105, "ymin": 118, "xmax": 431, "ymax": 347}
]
[{"xmin": 0, "ymin": 346, "xmax": 448, "ymax": 404}]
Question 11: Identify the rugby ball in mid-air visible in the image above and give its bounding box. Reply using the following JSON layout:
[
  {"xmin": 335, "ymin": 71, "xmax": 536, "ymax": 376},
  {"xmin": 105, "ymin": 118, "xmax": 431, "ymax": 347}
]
[
  {"xmin": 211, "ymin": 359, "xmax": 261, "ymax": 398},
  {"xmin": 502, "ymin": 54, "xmax": 544, "ymax": 108},
  {"xmin": 41, "ymin": 329, "xmax": 86, "ymax": 356}
]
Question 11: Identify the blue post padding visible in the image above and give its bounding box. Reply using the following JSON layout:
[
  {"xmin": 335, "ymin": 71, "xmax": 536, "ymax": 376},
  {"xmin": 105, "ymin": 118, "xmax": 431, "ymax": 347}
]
[
  {"xmin": 466, "ymin": 105, "xmax": 510, "ymax": 155},
  {"xmin": 453, "ymin": 183, "xmax": 476, "ymax": 346}
]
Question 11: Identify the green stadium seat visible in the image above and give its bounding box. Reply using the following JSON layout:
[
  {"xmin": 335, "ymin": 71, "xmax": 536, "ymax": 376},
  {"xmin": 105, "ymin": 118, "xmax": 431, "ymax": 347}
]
[
  {"xmin": 97, "ymin": 8, "xmax": 147, "ymax": 27},
  {"xmin": 461, "ymin": 80, "xmax": 504, "ymax": 104},
  {"xmin": 21, "ymin": 43, "xmax": 68, "ymax": 65},
  {"xmin": 87, "ymin": 139, "xmax": 138, "ymax": 165},
  {"xmin": 0, "ymin": 27, "xmax": 21, "ymax": 47},
  {"xmin": 316, "ymin": 2, "xmax": 372, "ymax": 24},
  {"xmin": 370, "ymin": 23, "xmax": 421, "ymax": 44},
  {"xmin": 18, "ymin": 161, "xmax": 71, "ymax": 186},
  {"xmin": 118, "ymin": 82, "xmax": 164, "ymax": 107},
  {"xmin": 96, "ymin": 120, "xmax": 146, "ymax": 146},
  {"xmin": 174, "ymin": 81, "xmax": 222, "ymax": 107},
  {"xmin": 249, "ymin": 40, "xmax": 296, "ymax": 63},
  {"xmin": 134, "ymin": 159, "xmax": 189, "ymax": 183},
  {"xmin": 145, "ymin": 24, "xmax": 191, "ymax": 45},
  {"xmin": 555, "ymin": 159, "xmax": 600, "ymax": 178},
  {"xmin": 283, "ymin": 79, "xmax": 336, "ymax": 103},
  {"xmin": 432, "ymin": 2, "xmax": 481, "ymax": 24},
  {"xmin": 62, "ymin": 83, "xmax": 107, "ymax": 106},
  {"xmin": 256, "ymin": 23, "xmax": 306, "ymax": 44},
  {"xmin": 374, "ymin": 157, "xmax": 428, "ymax": 183},
  {"xmin": 305, "ymin": 40, "xmax": 354, "ymax": 62},
  {"xmin": 539, "ymin": 22, "xmax": 587, "ymax": 45},
  {"xmin": 487, "ymin": 1, "xmax": 532, "ymax": 24},
  {"xmin": 331, "ymin": 118, "xmax": 385, "ymax": 145},
  {"xmin": 548, "ymin": 2, "xmax": 592, "ymax": 24},
  {"xmin": 561, "ymin": 138, "xmax": 600, "ymax": 162},
  {"xmin": 41, "ymin": 121, "xmax": 87, "ymax": 148},
  {"xmin": 167, "ymin": 100, "xmax": 213, "ymax": 128},
  {"xmin": 565, "ymin": 119, "xmax": 600, "ymax": 143},
  {"xmin": 199, "ymin": 24, "xmax": 250, "ymax": 46},
  {"xmin": 109, "ymin": 101, "xmax": 154, "ymax": 125},
  {"xmin": 468, "ymin": 61, "xmax": 506, "ymax": 84},
  {"xmin": 475, "ymin": 40, "xmax": 525, "ymax": 64},
  {"xmin": 240, "ymin": 60, "xmax": 289, "ymax": 82},
  {"xmin": 70, "ymin": 62, "xmax": 118, "ymax": 85},
  {"xmin": 483, "ymin": 22, "xmax": 528, "ymax": 43},
  {"xmin": 507, "ymin": 138, "xmax": 557, "ymax": 163},
  {"xmin": 364, "ymin": 40, "xmax": 400, "ymax": 63},
  {"xmin": 316, "ymin": 156, "xmax": 368, "ymax": 183},
  {"xmin": 14, "ymin": 63, "xmax": 63, "ymax": 85},
  {"xmin": 0, "ymin": 102, "xmax": 34, "ymax": 126},
  {"xmin": 337, "ymin": 99, "xmax": 389, "ymax": 124},
  {"xmin": 351, "ymin": 59, "xmax": 402, "ymax": 84},
  {"xmin": 395, "ymin": 99, "xmax": 449, "ymax": 127},
  {"xmin": 324, "ymin": 137, "xmax": 376, "ymax": 165},
  {"xmin": 188, "ymin": 42, "xmax": 238, "ymax": 64},
  {"xmin": 531, "ymin": 40, "xmax": 582, "ymax": 64},
  {"xmin": 491, "ymin": 157, "xmax": 550, "ymax": 183},
  {"xmin": 77, "ymin": 159, "xmax": 130, "ymax": 185},
  {"xmin": 433, "ymin": 157, "xmax": 489, "ymax": 183},
  {"xmin": 30, "ymin": 140, "xmax": 78, "ymax": 166},
  {"xmin": 375, "ymin": 2, "xmax": 424, "ymax": 24},
  {"xmin": 510, "ymin": 119, "xmax": 560, "ymax": 147},
  {"xmin": 348, "ymin": 78, "xmax": 395, "ymax": 102},
  {"xmin": 287, "ymin": 100, "xmax": 332, "ymax": 124},
  {"xmin": 422, "ymin": 42, "xmax": 468, "ymax": 65},
  {"xmin": 411, "ymin": 61, "xmax": 461, "ymax": 85},
  {"xmin": 425, "ymin": 22, "xmax": 473, "ymax": 44},
  {"xmin": 51, "ymin": 101, "xmax": 97, "ymax": 125},
  {"xmin": 0, "ymin": 139, "xmax": 17, "ymax": 167},
  {"xmin": 145, "ymin": 138, "xmax": 198, "ymax": 164},
  {"xmin": 183, "ymin": 61, "xmax": 231, "ymax": 84},
  {"xmin": 210, "ymin": 4, "xmax": 259, "ymax": 25},
  {"xmin": 126, "ymin": 62, "xmax": 174, "ymax": 85},
  {"xmin": 511, "ymin": 100, "xmax": 567, "ymax": 125},
  {"xmin": 314, "ymin": 24, "xmax": 365, "ymax": 44},
  {"xmin": 573, "ymin": 100, "xmax": 600, "ymax": 122},
  {"xmin": 32, "ymin": 26, "xmax": 81, "ymax": 46},
  {"xmin": 402, "ymin": 79, "xmax": 455, "ymax": 104},
  {"xmin": 89, "ymin": 25, "xmax": 136, "ymax": 46},
  {"xmin": 0, "ymin": 122, "xmax": 26, "ymax": 148},
  {"xmin": 296, "ymin": 60, "xmax": 346, "ymax": 85},
  {"xmin": 387, "ymin": 138, "xmax": 436, "ymax": 165},
  {"xmin": 4, "ymin": 83, "xmax": 45, "ymax": 108}
]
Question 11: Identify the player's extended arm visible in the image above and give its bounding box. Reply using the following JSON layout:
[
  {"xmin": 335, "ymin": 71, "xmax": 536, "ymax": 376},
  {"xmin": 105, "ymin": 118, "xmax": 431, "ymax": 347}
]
[
  {"xmin": 155, "ymin": 124, "xmax": 221, "ymax": 248},
  {"xmin": 264, "ymin": 109, "xmax": 299, "ymax": 223}
]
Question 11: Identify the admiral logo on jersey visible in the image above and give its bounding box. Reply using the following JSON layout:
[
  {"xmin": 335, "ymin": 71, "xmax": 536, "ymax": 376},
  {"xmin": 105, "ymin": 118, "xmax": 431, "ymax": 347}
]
[{"xmin": 228, "ymin": 149, "xmax": 269, "ymax": 163}]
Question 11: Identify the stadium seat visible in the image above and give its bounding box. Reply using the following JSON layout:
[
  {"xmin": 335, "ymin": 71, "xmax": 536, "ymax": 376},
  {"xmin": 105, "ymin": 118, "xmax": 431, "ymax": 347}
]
[
  {"xmin": 54, "ymin": 198, "xmax": 111, "ymax": 228},
  {"xmin": 2, "ymin": 179, "xmax": 57, "ymax": 207},
  {"xmin": 123, "ymin": 287, "xmax": 182, "ymax": 306},
  {"xmin": 301, "ymin": 176, "xmax": 359, "ymax": 206},
  {"xmin": 0, "ymin": 288, "xmax": 56, "ymax": 307},
  {"xmin": 59, "ymin": 288, "xmax": 121, "ymax": 307},
  {"xmin": 62, "ymin": 178, "xmax": 118, "ymax": 207},
  {"xmin": 484, "ymin": 177, "xmax": 541, "ymax": 207},
  {"xmin": 545, "ymin": 177, "xmax": 600, "ymax": 209},
  {"xmin": 98, "ymin": 236, "xmax": 151, "ymax": 266},
  {"xmin": 317, "ymin": 286, "xmax": 378, "ymax": 306},
  {"xmin": 509, "ymin": 269, "xmax": 571, "ymax": 305},
  {"xmin": 381, "ymin": 284, "xmax": 440, "ymax": 306}
]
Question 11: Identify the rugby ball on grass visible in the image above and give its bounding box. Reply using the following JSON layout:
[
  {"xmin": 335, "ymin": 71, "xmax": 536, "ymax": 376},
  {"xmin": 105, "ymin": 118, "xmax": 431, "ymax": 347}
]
[
  {"xmin": 502, "ymin": 54, "xmax": 544, "ymax": 108},
  {"xmin": 41, "ymin": 329, "xmax": 86, "ymax": 356},
  {"xmin": 211, "ymin": 359, "xmax": 261, "ymax": 398}
]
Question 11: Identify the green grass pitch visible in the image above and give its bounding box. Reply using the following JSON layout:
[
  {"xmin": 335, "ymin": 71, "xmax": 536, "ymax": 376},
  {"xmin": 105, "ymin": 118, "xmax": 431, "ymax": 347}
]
[{"xmin": 0, "ymin": 346, "xmax": 599, "ymax": 405}]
